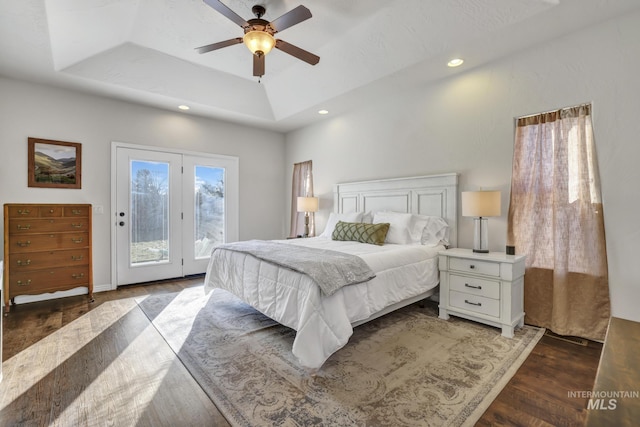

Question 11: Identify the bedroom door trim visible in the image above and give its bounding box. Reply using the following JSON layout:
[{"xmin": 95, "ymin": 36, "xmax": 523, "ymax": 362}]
[{"xmin": 110, "ymin": 142, "xmax": 239, "ymax": 289}]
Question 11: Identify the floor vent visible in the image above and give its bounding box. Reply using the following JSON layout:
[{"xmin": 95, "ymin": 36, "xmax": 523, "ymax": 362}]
[{"xmin": 544, "ymin": 330, "xmax": 589, "ymax": 346}]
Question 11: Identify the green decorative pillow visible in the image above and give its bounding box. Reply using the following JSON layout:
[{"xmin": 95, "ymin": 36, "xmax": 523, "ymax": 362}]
[{"xmin": 331, "ymin": 221, "xmax": 390, "ymax": 246}]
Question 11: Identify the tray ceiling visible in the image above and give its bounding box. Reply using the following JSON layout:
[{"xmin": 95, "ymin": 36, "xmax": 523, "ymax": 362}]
[{"xmin": 1, "ymin": 0, "xmax": 638, "ymax": 131}]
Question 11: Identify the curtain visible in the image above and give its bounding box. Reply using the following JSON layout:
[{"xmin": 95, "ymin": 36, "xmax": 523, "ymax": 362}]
[
  {"xmin": 289, "ymin": 160, "xmax": 315, "ymax": 237},
  {"xmin": 507, "ymin": 103, "xmax": 610, "ymax": 341}
]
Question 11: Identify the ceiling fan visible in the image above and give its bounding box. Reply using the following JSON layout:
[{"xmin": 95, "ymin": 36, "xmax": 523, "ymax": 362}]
[{"xmin": 196, "ymin": 0, "xmax": 320, "ymax": 78}]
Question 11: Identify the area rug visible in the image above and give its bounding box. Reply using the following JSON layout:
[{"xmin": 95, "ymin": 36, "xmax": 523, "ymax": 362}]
[{"xmin": 136, "ymin": 287, "xmax": 544, "ymax": 427}]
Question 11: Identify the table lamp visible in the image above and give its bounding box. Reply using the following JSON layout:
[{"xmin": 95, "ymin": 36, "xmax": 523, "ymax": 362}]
[
  {"xmin": 297, "ymin": 196, "xmax": 319, "ymax": 237},
  {"xmin": 461, "ymin": 191, "xmax": 501, "ymax": 253}
]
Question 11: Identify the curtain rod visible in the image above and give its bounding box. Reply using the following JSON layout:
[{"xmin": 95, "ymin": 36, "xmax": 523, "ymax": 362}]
[{"xmin": 516, "ymin": 101, "xmax": 592, "ymax": 120}]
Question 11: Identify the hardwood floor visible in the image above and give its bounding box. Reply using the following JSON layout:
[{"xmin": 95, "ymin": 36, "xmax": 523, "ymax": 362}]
[{"xmin": 1, "ymin": 277, "xmax": 602, "ymax": 426}]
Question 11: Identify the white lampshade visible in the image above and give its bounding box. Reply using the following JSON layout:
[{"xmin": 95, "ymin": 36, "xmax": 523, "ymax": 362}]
[
  {"xmin": 297, "ymin": 196, "xmax": 319, "ymax": 213},
  {"xmin": 243, "ymin": 31, "xmax": 275, "ymax": 55},
  {"xmin": 461, "ymin": 191, "xmax": 501, "ymax": 217}
]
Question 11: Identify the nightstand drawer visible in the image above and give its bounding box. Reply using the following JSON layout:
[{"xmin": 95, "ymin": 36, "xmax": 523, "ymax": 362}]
[
  {"xmin": 450, "ymin": 290, "xmax": 500, "ymax": 318},
  {"xmin": 449, "ymin": 274, "xmax": 500, "ymax": 299},
  {"xmin": 449, "ymin": 257, "xmax": 500, "ymax": 277}
]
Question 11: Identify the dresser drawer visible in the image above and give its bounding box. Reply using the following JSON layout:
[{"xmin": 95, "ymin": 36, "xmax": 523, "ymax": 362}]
[
  {"xmin": 449, "ymin": 290, "xmax": 500, "ymax": 318},
  {"xmin": 8, "ymin": 205, "xmax": 38, "ymax": 218},
  {"xmin": 9, "ymin": 249, "xmax": 90, "ymax": 271},
  {"xmin": 9, "ymin": 232, "xmax": 89, "ymax": 253},
  {"xmin": 39, "ymin": 206, "xmax": 63, "ymax": 217},
  {"xmin": 449, "ymin": 257, "xmax": 500, "ymax": 277},
  {"xmin": 449, "ymin": 274, "xmax": 500, "ymax": 299},
  {"xmin": 64, "ymin": 205, "xmax": 90, "ymax": 217},
  {"xmin": 9, "ymin": 218, "xmax": 90, "ymax": 235},
  {"xmin": 9, "ymin": 266, "xmax": 90, "ymax": 293}
]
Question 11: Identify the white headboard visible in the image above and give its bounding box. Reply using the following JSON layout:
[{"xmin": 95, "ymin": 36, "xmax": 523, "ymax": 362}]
[{"xmin": 333, "ymin": 173, "xmax": 459, "ymax": 248}]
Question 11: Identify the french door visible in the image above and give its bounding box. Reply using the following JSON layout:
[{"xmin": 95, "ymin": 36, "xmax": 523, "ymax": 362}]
[{"xmin": 113, "ymin": 143, "xmax": 238, "ymax": 286}]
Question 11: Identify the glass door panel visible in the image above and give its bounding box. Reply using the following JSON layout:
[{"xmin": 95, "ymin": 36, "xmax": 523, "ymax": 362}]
[
  {"xmin": 130, "ymin": 160, "xmax": 171, "ymax": 265},
  {"xmin": 194, "ymin": 165, "xmax": 225, "ymax": 259}
]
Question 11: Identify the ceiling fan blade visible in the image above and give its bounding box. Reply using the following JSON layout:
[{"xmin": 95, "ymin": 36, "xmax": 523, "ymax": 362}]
[
  {"xmin": 203, "ymin": 0, "xmax": 248, "ymax": 28},
  {"xmin": 253, "ymin": 54, "xmax": 265, "ymax": 77},
  {"xmin": 268, "ymin": 5, "xmax": 312, "ymax": 33},
  {"xmin": 275, "ymin": 39, "xmax": 319, "ymax": 65},
  {"xmin": 195, "ymin": 37, "xmax": 243, "ymax": 54}
]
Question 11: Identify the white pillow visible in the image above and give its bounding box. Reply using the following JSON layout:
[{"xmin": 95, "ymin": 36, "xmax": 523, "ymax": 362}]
[
  {"xmin": 416, "ymin": 215, "xmax": 450, "ymax": 246},
  {"xmin": 319, "ymin": 212, "xmax": 364, "ymax": 238},
  {"xmin": 372, "ymin": 211, "xmax": 425, "ymax": 244}
]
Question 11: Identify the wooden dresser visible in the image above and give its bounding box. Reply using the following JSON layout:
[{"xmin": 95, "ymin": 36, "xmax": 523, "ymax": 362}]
[{"xmin": 3, "ymin": 204, "xmax": 93, "ymax": 313}]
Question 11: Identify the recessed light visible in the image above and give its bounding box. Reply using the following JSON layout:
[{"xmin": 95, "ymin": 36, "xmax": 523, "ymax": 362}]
[
  {"xmin": 318, "ymin": 109, "xmax": 329, "ymax": 115},
  {"xmin": 447, "ymin": 58, "xmax": 464, "ymax": 67},
  {"xmin": 178, "ymin": 105, "xmax": 190, "ymax": 110}
]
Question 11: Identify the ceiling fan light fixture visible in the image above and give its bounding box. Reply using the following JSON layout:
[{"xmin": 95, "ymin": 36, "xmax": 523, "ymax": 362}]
[{"xmin": 243, "ymin": 30, "xmax": 275, "ymax": 56}]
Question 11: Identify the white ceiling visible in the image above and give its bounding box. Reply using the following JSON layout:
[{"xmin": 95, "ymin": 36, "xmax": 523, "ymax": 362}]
[{"xmin": 1, "ymin": 0, "xmax": 639, "ymax": 132}]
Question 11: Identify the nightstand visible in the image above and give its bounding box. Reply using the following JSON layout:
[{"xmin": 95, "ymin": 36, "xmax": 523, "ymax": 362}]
[{"xmin": 438, "ymin": 248, "xmax": 526, "ymax": 338}]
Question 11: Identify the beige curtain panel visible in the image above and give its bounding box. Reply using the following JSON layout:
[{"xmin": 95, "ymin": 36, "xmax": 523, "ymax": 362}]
[
  {"xmin": 508, "ymin": 103, "xmax": 610, "ymax": 341},
  {"xmin": 289, "ymin": 160, "xmax": 315, "ymax": 238}
]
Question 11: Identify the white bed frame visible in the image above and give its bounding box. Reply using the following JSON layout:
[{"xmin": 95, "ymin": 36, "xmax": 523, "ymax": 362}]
[{"xmin": 333, "ymin": 173, "xmax": 459, "ymax": 327}]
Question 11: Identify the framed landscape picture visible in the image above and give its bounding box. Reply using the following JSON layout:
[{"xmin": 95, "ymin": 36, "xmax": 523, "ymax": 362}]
[{"xmin": 28, "ymin": 137, "xmax": 82, "ymax": 189}]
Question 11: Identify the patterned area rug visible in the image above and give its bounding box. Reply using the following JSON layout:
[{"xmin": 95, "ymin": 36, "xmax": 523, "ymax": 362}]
[{"xmin": 136, "ymin": 287, "xmax": 544, "ymax": 427}]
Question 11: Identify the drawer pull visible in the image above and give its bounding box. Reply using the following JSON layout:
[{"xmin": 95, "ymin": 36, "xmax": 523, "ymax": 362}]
[
  {"xmin": 49, "ymin": 209, "xmax": 54, "ymax": 213},
  {"xmin": 72, "ymin": 273, "xmax": 85, "ymax": 279},
  {"xmin": 71, "ymin": 223, "xmax": 83, "ymax": 228},
  {"xmin": 17, "ymin": 241, "xmax": 31, "ymax": 247},
  {"xmin": 17, "ymin": 209, "xmax": 31, "ymax": 215},
  {"xmin": 71, "ymin": 238, "xmax": 84, "ymax": 243},
  {"xmin": 17, "ymin": 259, "xmax": 32, "ymax": 266},
  {"xmin": 17, "ymin": 224, "xmax": 31, "ymax": 230},
  {"xmin": 465, "ymin": 299, "xmax": 482, "ymax": 307},
  {"xmin": 72, "ymin": 209, "xmax": 82, "ymax": 215},
  {"xmin": 465, "ymin": 283, "xmax": 482, "ymax": 290},
  {"xmin": 17, "ymin": 280, "xmax": 32, "ymax": 286},
  {"xmin": 71, "ymin": 255, "xmax": 84, "ymax": 261},
  {"xmin": 469, "ymin": 265, "xmax": 475, "ymax": 269}
]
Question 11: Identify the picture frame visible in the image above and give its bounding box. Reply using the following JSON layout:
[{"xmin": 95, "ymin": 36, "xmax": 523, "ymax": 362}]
[{"xmin": 28, "ymin": 137, "xmax": 82, "ymax": 189}]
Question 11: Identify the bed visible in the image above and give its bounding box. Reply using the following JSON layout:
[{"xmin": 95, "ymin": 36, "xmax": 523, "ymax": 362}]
[{"xmin": 204, "ymin": 173, "xmax": 459, "ymax": 370}]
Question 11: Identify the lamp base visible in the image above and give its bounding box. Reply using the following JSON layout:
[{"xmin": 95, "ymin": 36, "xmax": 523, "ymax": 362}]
[{"xmin": 472, "ymin": 217, "xmax": 490, "ymax": 253}]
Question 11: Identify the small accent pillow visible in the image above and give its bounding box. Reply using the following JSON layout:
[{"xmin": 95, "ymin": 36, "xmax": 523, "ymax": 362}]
[
  {"xmin": 331, "ymin": 221, "xmax": 390, "ymax": 246},
  {"xmin": 319, "ymin": 212, "xmax": 364, "ymax": 238}
]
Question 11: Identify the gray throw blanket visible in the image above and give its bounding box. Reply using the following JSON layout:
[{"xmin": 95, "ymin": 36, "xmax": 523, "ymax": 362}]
[{"xmin": 213, "ymin": 240, "xmax": 376, "ymax": 296}]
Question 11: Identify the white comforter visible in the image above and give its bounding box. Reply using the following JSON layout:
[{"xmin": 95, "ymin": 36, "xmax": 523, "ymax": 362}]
[{"xmin": 204, "ymin": 237, "xmax": 442, "ymax": 369}]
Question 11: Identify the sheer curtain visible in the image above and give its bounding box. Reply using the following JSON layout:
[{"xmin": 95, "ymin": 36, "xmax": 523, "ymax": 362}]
[
  {"xmin": 289, "ymin": 160, "xmax": 315, "ymax": 238},
  {"xmin": 507, "ymin": 104, "xmax": 610, "ymax": 340}
]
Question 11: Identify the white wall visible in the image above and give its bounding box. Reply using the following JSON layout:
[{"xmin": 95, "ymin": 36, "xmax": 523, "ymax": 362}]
[
  {"xmin": 0, "ymin": 78, "xmax": 287, "ymax": 290},
  {"xmin": 285, "ymin": 11, "xmax": 640, "ymax": 322}
]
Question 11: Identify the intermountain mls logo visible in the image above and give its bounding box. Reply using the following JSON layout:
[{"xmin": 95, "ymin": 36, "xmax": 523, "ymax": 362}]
[{"xmin": 569, "ymin": 390, "xmax": 640, "ymax": 410}]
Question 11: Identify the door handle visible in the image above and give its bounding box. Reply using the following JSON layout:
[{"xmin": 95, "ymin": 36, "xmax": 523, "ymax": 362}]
[{"xmin": 119, "ymin": 221, "xmax": 125, "ymax": 227}]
